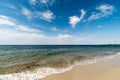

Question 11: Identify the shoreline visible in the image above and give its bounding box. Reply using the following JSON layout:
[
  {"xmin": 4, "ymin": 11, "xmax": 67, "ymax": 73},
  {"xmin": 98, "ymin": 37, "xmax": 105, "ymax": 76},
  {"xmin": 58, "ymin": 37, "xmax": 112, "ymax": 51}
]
[
  {"xmin": 0, "ymin": 53, "xmax": 120, "ymax": 80},
  {"xmin": 40, "ymin": 54, "xmax": 120, "ymax": 80}
]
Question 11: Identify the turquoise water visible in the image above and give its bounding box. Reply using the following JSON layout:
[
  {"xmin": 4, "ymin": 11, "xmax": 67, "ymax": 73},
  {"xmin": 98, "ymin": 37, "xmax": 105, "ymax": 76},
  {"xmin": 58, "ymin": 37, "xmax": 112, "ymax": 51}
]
[{"xmin": 0, "ymin": 45, "xmax": 120, "ymax": 75}]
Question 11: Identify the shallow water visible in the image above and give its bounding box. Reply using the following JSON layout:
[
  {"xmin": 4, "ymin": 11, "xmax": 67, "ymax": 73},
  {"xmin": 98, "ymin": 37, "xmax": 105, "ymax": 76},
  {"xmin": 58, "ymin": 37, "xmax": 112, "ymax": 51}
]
[{"xmin": 0, "ymin": 45, "xmax": 120, "ymax": 80}]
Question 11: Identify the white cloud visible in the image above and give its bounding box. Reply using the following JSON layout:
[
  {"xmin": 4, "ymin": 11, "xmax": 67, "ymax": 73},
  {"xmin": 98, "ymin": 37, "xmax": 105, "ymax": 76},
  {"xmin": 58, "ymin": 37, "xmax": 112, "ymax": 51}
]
[
  {"xmin": 57, "ymin": 34, "xmax": 73, "ymax": 40},
  {"xmin": 37, "ymin": 10, "xmax": 55, "ymax": 22},
  {"xmin": 69, "ymin": 9, "xmax": 86, "ymax": 28},
  {"xmin": 40, "ymin": 0, "xmax": 48, "ymax": 4},
  {"xmin": 29, "ymin": 0, "xmax": 56, "ymax": 6},
  {"xmin": 88, "ymin": 4, "xmax": 114, "ymax": 21},
  {"xmin": 0, "ymin": 15, "xmax": 16, "ymax": 26},
  {"xmin": 29, "ymin": 0, "xmax": 36, "ymax": 5},
  {"xmin": 0, "ymin": 28, "xmax": 89, "ymax": 45},
  {"xmin": 21, "ymin": 7, "xmax": 55, "ymax": 22},
  {"xmin": 55, "ymin": 34, "xmax": 89, "ymax": 44},
  {"xmin": 96, "ymin": 4, "xmax": 114, "ymax": 13},
  {"xmin": 0, "ymin": 3, "xmax": 17, "ymax": 10},
  {"xmin": 21, "ymin": 7, "xmax": 32, "ymax": 19},
  {"xmin": 80, "ymin": 9, "xmax": 86, "ymax": 20},
  {"xmin": 47, "ymin": 0, "xmax": 56, "ymax": 6},
  {"xmin": 69, "ymin": 16, "xmax": 80, "ymax": 28},
  {"xmin": 0, "ymin": 29, "xmax": 49, "ymax": 45},
  {"xmin": 0, "ymin": 15, "xmax": 41, "ymax": 33},
  {"xmin": 16, "ymin": 25, "xmax": 40, "ymax": 32}
]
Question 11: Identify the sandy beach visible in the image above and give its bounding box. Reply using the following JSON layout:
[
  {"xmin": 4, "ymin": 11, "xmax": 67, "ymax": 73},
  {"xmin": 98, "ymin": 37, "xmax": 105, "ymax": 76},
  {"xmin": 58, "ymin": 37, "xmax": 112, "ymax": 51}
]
[{"xmin": 40, "ymin": 55, "xmax": 120, "ymax": 80}]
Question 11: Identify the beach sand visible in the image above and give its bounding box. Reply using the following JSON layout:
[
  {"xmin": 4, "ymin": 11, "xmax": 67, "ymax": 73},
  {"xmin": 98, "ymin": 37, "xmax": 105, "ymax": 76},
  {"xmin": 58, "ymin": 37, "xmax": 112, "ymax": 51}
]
[{"xmin": 39, "ymin": 55, "xmax": 120, "ymax": 80}]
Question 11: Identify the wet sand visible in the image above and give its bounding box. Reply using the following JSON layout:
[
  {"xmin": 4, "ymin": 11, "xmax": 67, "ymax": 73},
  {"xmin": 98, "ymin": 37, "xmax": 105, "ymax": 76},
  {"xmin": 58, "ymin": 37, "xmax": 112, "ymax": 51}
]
[{"xmin": 40, "ymin": 55, "xmax": 120, "ymax": 80}]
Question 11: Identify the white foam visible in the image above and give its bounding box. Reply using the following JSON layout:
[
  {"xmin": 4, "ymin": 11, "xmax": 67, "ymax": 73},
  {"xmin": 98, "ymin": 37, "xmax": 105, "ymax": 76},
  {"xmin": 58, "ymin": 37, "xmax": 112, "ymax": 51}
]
[
  {"xmin": 74, "ymin": 58, "xmax": 97, "ymax": 66},
  {"xmin": 75, "ymin": 52, "xmax": 120, "ymax": 66},
  {"xmin": 0, "ymin": 66, "xmax": 72, "ymax": 80},
  {"xmin": 117, "ymin": 52, "xmax": 120, "ymax": 55},
  {"xmin": 98, "ymin": 52, "xmax": 120, "ymax": 60},
  {"xmin": 1, "ymin": 52, "xmax": 120, "ymax": 80}
]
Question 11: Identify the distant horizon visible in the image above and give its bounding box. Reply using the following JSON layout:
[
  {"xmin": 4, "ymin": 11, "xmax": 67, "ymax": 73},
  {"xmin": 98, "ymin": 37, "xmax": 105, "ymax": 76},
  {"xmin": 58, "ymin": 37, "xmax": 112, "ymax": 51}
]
[{"xmin": 0, "ymin": 44, "xmax": 120, "ymax": 46}]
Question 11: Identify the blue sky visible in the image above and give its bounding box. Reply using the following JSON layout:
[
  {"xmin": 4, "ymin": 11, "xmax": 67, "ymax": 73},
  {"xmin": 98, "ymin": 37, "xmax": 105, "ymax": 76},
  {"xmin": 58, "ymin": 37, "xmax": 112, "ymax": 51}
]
[{"xmin": 0, "ymin": 0, "xmax": 120, "ymax": 44}]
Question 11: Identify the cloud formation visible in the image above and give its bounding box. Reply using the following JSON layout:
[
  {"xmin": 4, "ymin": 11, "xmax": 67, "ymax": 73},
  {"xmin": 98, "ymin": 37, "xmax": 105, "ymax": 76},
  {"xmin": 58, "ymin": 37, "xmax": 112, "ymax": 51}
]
[
  {"xmin": 29, "ymin": 0, "xmax": 56, "ymax": 6},
  {"xmin": 0, "ymin": 29, "xmax": 88, "ymax": 45},
  {"xmin": 22, "ymin": 7, "xmax": 32, "ymax": 19},
  {"xmin": 0, "ymin": 16, "xmax": 87, "ymax": 45},
  {"xmin": 0, "ymin": 15, "xmax": 40, "ymax": 33},
  {"xmin": 21, "ymin": 7, "xmax": 55, "ymax": 22},
  {"xmin": 55, "ymin": 34, "xmax": 89, "ymax": 44},
  {"xmin": 29, "ymin": 0, "xmax": 36, "ymax": 5},
  {"xmin": 37, "ymin": 10, "xmax": 55, "ymax": 22},
  {"xmin": 0, "ymin": 15, "xmax": 88, "ymax": 44},
  {"xmin": 88, "ymin": 4, "xmax": 114, "ymax": 21},
  {"xmin": 0, "ymin": 15, "xmax": 16, "ymax": 26},
  {"xmin": 0, "ymin": 29, "xmax": 48, "ymax": 45},
  {"xmin": 40, "ymin": 0, "xmax": 48, "ymax": 4},
  {"xmin": 0, "ymin": 0, "xmax": 117, "ymax": 45},
  {"xmin": 69, "ymin": 9, "xmax": 86, "ymax": 28},
  {"xmin": 69, "ymin": 16, "xmax": 80, "ymax": 28}
]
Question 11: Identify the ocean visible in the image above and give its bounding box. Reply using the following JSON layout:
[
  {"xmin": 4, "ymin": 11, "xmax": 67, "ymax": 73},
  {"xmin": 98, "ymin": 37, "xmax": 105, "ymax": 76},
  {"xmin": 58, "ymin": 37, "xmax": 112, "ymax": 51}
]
[{"xmin": 0, "ymin": 45, "xmax": 120, "ymax": 80}]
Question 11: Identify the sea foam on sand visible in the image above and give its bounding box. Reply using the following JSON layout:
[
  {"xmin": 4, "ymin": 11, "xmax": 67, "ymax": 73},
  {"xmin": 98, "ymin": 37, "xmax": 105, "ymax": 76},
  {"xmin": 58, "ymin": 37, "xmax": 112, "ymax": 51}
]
[{"xmin": 0, "ymin": 67, "xmax": 72, "ymax": 80}]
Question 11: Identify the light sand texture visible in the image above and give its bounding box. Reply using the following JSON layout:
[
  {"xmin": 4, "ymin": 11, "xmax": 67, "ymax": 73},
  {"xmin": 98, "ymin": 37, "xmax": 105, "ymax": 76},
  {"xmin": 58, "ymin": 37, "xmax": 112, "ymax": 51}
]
[{"xmin": 40, "ymin": 55, "xmax": 120, "ymax": 80}]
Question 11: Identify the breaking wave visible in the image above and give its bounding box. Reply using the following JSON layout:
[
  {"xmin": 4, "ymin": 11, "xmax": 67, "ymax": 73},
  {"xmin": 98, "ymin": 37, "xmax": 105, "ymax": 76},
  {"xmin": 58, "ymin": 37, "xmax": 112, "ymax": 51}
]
[{"xmin": 0, "ymin": 52, "xmax": 120, "ymax": 80}]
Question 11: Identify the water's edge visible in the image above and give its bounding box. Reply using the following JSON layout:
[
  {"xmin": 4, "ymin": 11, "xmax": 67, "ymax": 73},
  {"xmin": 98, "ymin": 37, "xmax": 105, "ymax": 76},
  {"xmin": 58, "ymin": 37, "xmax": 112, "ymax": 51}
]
[{"xmin": 0, "ymin": 52, "xmax": 120, "ymax": 80}]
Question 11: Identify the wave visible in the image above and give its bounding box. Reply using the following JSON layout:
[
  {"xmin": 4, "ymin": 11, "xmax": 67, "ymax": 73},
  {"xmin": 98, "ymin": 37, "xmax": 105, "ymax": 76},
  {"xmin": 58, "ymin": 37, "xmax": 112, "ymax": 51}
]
[
  {"xmin": 76, "ymin": 52, "xmax": 120, "ymax": 65},
  {"xmin": 0, "ymin": 52, "xmax": 120, "ymax": 80},
  {"xmin": 0, "ymin": 67, "xmax": 72, "ymax": 80}
]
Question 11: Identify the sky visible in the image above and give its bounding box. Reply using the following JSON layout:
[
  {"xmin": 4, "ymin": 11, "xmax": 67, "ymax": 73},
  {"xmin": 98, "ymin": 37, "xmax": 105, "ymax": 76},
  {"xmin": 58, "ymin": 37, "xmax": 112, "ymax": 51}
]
[{"xmin": 0, "ymin": 0, "xmax": 120, "ymax": 45}]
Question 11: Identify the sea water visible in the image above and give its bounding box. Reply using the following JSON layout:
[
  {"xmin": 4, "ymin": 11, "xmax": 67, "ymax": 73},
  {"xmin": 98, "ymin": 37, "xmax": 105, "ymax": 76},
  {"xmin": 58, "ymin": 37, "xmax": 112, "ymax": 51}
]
[{"xmin": 0, "ymin": 45, "xmax": 120, "ymax": 80}]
